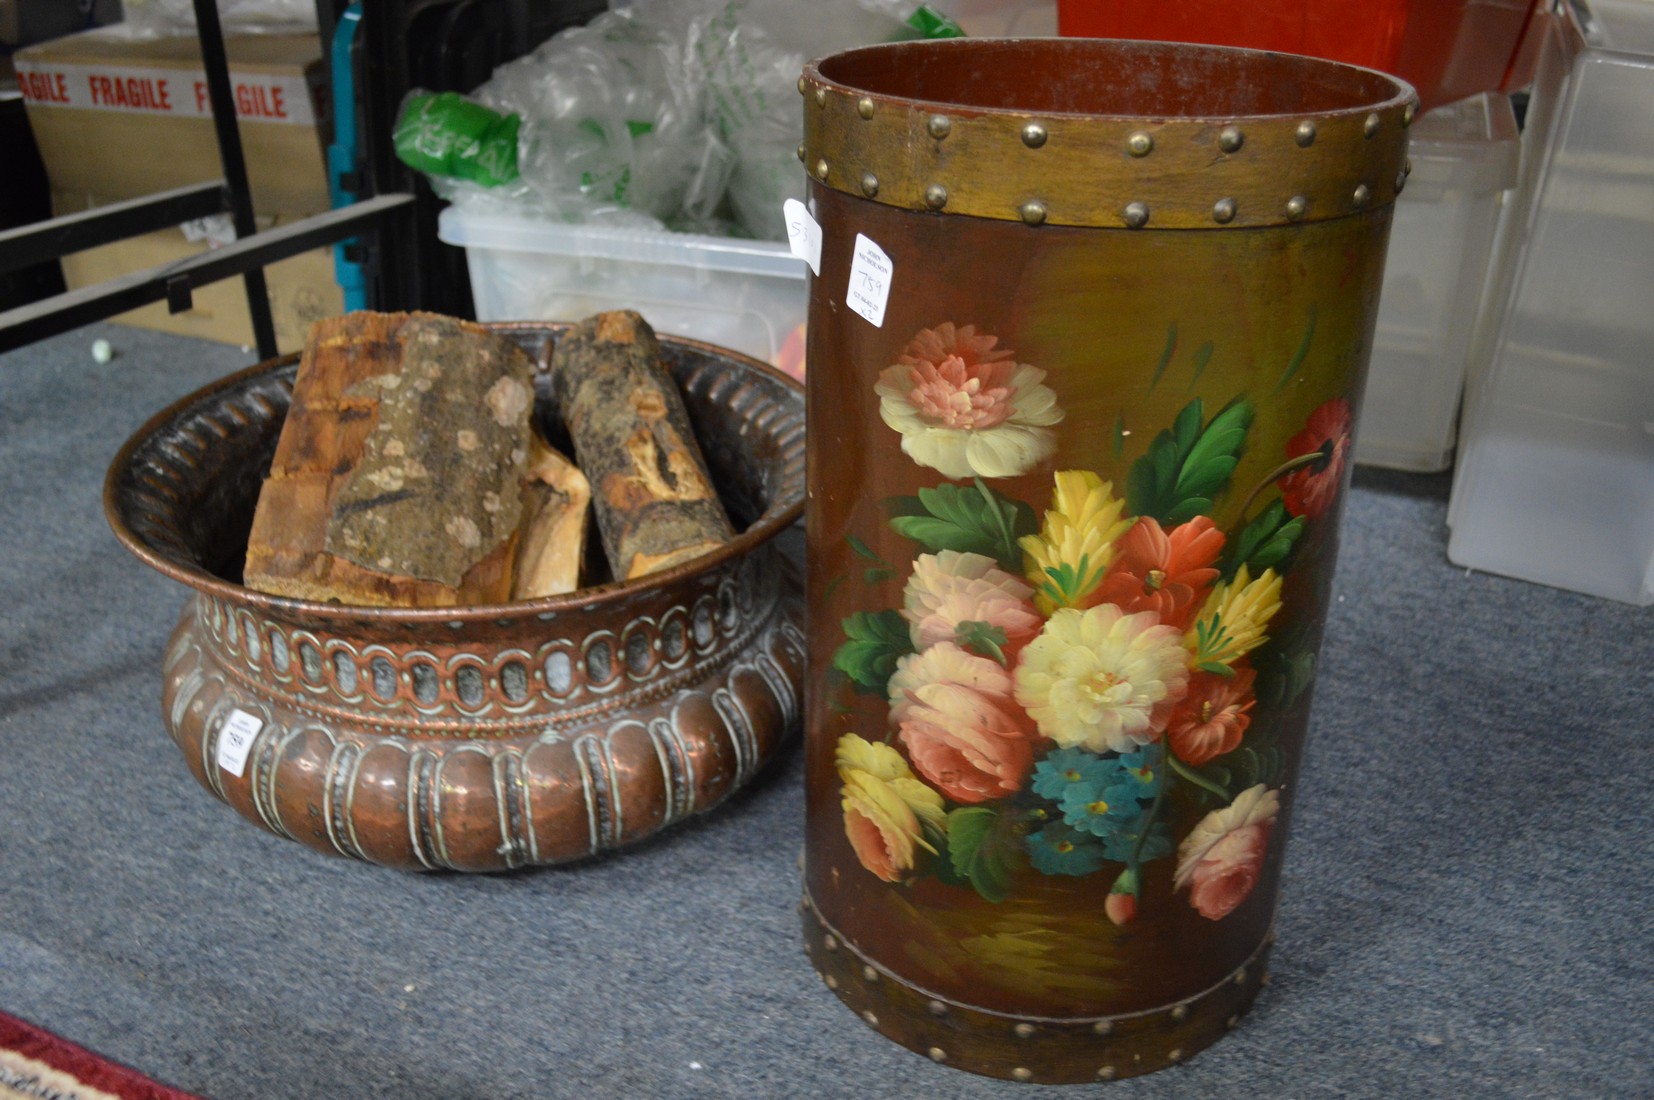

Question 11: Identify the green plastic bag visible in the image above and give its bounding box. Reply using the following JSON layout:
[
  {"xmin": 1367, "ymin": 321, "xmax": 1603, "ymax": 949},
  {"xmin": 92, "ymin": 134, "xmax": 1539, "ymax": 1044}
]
[{"xmin": 393, "ymin": 91, "xmax": 521, "ymax": 187}]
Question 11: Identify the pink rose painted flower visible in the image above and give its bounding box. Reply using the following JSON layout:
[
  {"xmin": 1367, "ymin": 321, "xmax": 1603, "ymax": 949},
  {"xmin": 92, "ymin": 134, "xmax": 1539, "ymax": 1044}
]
[
  {"xmin": 1165, "ymin": 666, "xmax": 1257, "ymax": 766},
  {"xmin": 875, "ymin": 322, "xmax": 1063, "ymax": 479},
  {"xmin": 1175, "ymin": 784, "xmax": 1280, "ymax": 920},
  {"xmin": 902, "ymin": 550, "xmax": 1043, "ymax": 659},
  {"xmin": 888, "ymin": 642, "xmax": 1036, "ymax": 804}
]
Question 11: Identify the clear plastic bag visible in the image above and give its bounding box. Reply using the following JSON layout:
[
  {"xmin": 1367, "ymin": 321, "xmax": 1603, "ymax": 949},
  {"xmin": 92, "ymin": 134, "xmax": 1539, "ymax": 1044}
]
[{"xmin": 416, "ymin": 0, "xmax": 962, "ymax": 238}]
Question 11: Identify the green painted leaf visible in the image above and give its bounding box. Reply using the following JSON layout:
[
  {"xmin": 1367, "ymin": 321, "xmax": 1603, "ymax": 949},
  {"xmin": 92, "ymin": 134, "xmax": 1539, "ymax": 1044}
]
[
  {"xmin": 947, "ymin": 806, "xmax": 1023, "ymax": 903},
  {"xmin": 864, "ymin": 567, "xmax": 896, "ymax": 585},
  {"xmin": 1147, "ymin": 323, "xmax": 1178, "ymax": 391},
  {"xmin": 1223, "ymin": 500, "xmax": 1304, "ymax": 580},
  {"xmin": 1187, "ymin": 341, "xmax": 1215, "ymax": 389},
  {"xmin": 1126, "ymin": 397, "xmax": 1253, "ymax": 524},
  {"xmin": 956, "ymin": 620, "xmax": 1009, "ymax": 664},
  {"xmin": 832, "ymin": 610, "xmax": 913, "ymax": 694},
  {"xmin": 846, "ymin": 534, "xmax": 882, "ymax": 561},
  {"xmin": 885, "ymin": 483, "xmax": 1037, "ymax": 570},
  {"xmin": 1272, "ymin": 305, "xmax": 1319, "ymax": 395}
]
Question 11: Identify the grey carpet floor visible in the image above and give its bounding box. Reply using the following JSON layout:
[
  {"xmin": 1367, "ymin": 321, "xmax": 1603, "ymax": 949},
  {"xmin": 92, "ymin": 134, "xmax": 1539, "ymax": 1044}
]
[{"xmin": 1, "ymin": 323, "xmax": 1649, "ymax": 1099}]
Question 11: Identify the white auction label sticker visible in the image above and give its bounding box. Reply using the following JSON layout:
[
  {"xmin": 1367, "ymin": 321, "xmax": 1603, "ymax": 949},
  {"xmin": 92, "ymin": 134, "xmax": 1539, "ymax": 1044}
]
[
  {"xmin": 846, "ymin": 233, "xmax": 893, "ymax": 327},
  {"xmin": 216, "ymin": 708, "xmax": 263, "ymax": 777},
  {"xmin": 782, "ymin": 198, "xmax": 822, "ymax": 276}
]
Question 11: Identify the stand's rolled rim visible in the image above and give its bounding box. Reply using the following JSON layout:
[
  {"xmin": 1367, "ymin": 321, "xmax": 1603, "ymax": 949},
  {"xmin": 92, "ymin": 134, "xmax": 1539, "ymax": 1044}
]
[
  {"xmin": 104, "ymin": 323, "xmax": 806, "ymax": 625},
  {"xmin": 799, "ymin": 37, "xmax": 1419, "ymax": 230}
]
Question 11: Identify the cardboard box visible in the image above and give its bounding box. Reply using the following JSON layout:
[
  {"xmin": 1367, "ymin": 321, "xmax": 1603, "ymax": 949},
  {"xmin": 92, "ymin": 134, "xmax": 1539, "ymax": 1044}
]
[
  {"xmin": 53, "ymin": 190, "xmax": 342, "ymax": 350},
  {"xmin": 13, "ymin": 28, "xmax": 329, "ymax": 215}
]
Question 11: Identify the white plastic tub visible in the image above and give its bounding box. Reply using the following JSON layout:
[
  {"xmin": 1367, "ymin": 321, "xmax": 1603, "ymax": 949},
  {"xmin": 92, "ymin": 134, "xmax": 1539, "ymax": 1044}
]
[
  {"xmin": 1447, "ymin": 1, "xmax": 1654, "ymax": 605},
  {"xmin": 1358, "ymin": 92, "xmax": 1519, "ymax": 471},
  {"xmin": 438, "ymin": 208, "xmax": 809, "ymax": 379}
]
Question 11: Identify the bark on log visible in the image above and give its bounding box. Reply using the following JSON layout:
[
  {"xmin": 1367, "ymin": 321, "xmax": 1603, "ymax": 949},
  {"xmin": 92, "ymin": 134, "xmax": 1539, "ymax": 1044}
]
[
  {"xmin": 547, "ymin": 311, "xmax": 736, "ymax": 582},
  {"xmin": 244, "ymin": 311, "xmax": 536, "ymax": 607},
  {"xmin": 510, "ymin": 437, "xmax": 591, "ymax": 600}
]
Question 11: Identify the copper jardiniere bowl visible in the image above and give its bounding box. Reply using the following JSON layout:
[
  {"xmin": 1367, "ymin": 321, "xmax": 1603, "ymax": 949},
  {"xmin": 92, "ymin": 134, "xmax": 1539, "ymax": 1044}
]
[{"xmin": 106, "ymin": 324, "xmax": 804, "ymax": 872}]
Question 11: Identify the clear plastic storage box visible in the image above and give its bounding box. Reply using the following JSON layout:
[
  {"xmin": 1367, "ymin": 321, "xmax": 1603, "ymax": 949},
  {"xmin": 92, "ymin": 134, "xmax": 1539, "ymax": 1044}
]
[
  {"xmin": 1358, "ymin": 91, "xmax": 1519, "ymax": 471},
  {"xmin": 1447, "ymin": 0, "xmax": 1654, "ymax": 605},
  {"xmin": 438, "ymin": 208, "xmax": 809, "ymax": 379}
]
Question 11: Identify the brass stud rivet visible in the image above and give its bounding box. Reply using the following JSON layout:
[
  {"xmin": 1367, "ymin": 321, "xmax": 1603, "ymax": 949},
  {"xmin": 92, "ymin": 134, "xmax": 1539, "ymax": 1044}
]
[
  {"xmin": 927, "ymin": 114, "xmax": 952, "ymax": 140},
  {"xmin": 824, "ymin": 974, "xmax": 838, "ymax": 990},
  {"xmin": 1403, "ymin": 101, "xmax": 1417, "ymax": 126},
  {"xmin": 1014, "ymin": 1023, "xmax": 1037, "ymax": 1039},
  {"xmin": 1168, "ymin": 1048, "xmax": 1184, "ymax": 1064},
  {"xmin": 861, "ymin": 1010, "xmax": 878, "ymax": 1027},
  {"xmin": 860, "ymin": 173, "xmax": 879, "ymax": 198},
  {"xmin": 1218, "ymin": 126, "xmax": 1244, "ymax": 153},
  {"xmin": 1122, "ymin": 202, "xmax": 1149, "ymax": 229},
  {"xmin": 822, "ymin": 934, "xmax": 838, "ymax": 951},
  {"xmin": 928, "ymin": 1047, "xmax": 947, "ymax": 1063},
  {"xmin": 857, "ymin": 96, "xmax": 875, "ymax": 119},
  {"xmin": 1013, "ymin": 1068, "xmax": 1034, "ymax": 1083},
  {"xmin": 1234, "ymin": 968, "xmax": 1248, "ymax": 986},
  {"xmin": 1019, "ymin": 200, "xmax": 1047, "ymax": 226},
  {"xmin": 1127, "ymin": 130, "xmax": 1154, "ymax": 156},
  {"xmin": 927, "ymin": 1000, "xmax": 948, "ymax": 1017},
  {"xmin": 1171, "ymin": 1004, "xmax": 1189, "ymax": 1021},
  {"xmin": 795, "ymin": 144, "xmax": 806, "ymax": 163},
  {"xmin": 1212, "ymin": 197, "xmax": 1237, "ymax": 224},
  {"xmin": 796, "ymin": 76, "xmax": 808, "ymax": 95},
  {"xmin": 1097, "ymin": 1067, "xmax": 1118, "ymax": 1081},
  {"xmin": 1092, "ymin": 1020, "xmax": 1114, "ymax": 1036},
  {"xmin": 861, "ymin": 965, "xmax": 878, "ymax": 982},
  {"xmin": 1364, "ymin": 112, "xmax": 1381, "ymax": 138},
  {"xmin": 813, "ymin": 87, "xmax": 827, "ymax": 108},
  {"xmin": 813, "ymin": 159, "xmax": 829, "ymax": 181},
  {"xmin": 1021, "ymin": 122, "xmax": 1048, "ymax": 148},
  {"xmin": 1285, "ymin": 195, "xmax": 1308, "ymax": 221},
  {"xmin": 1260, "ymin": 969, "xmax": 1273, "ymax": 987},
  {"xmin": 1353, "ymin": 184, "xmax": 1371, "ymax": 207},
  {"xmin": 924, "ymin": 183, "xmax": 948, "ymax": 210},
  {"xmin": 1295, "ymin": 121, "xmax": 1317, "ymax": 147},
  {"xmin": 1227, "ymin": 1014, "xmax": 1241, "ymax": 1030}
]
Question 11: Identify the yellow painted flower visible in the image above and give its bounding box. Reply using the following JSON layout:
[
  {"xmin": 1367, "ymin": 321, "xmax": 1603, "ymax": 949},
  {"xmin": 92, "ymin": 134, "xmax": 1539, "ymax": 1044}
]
[
  {"xmin": 1013, "ymin": 604, "xmax": 1190, "ymax": 753},
  {"xmin": 1019, "ymin": 470, "xmax": 1133, "ymax": 614},
  {"xmin": 1185, "ymin": 565, "xmax": 1284, "ymax": 670},
  {"xmin": 835, "ymin": 732, "xmax": 913, "ymax": 784},
  {"xmin": 835, "ymin": 734, "xmax": 947, "ymax": 884}
]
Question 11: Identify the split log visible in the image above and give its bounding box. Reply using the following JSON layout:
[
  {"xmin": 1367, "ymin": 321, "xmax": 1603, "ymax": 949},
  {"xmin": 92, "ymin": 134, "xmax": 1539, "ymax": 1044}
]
[
  {"xmin": 548, "ymin": 311, "xmax": 736, "ymax": 581},
  {"xmin": 244, "ymin": 311, "xmax": 536, "ymax": 607},
  {"xmin": 510, "ymin": 436, "xmax": 592, "ymax": 600}
]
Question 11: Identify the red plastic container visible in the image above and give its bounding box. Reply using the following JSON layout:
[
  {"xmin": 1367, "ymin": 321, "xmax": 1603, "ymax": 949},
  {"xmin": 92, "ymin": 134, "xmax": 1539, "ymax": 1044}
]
[{"xmin": 1056, "ymin": 0, "xmax": 1543, "ymax": 111}]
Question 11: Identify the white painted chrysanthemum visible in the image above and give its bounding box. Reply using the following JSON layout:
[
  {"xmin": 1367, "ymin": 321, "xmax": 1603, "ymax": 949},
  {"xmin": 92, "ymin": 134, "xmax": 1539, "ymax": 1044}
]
[
  {"xmin": 874, "ymin": 322, "xmax": 1063, "ymax": 479},
  {"xmin": 1013, "ymin": 604, "xmax": 1190, "ymax": 752}
]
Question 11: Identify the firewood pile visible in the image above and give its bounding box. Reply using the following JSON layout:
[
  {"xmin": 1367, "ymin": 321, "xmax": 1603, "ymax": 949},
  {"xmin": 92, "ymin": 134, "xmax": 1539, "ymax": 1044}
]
[{"xmin": 243, "ymin": 309, "xmax": 735, "ymax": 607}]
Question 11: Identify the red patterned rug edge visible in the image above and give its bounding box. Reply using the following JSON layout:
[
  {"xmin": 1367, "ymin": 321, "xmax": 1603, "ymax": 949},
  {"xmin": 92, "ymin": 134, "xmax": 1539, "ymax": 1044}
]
[{"xmin": 0, "ymin": 1011, "xmax": 202, "ymax": 1100}]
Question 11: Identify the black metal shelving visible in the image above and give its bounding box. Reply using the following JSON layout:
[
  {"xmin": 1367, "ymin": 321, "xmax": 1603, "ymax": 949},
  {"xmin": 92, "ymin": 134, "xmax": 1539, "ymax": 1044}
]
[{"xmin": 0, "ymin": 0, "xmax": 605, "ymax": 358}]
